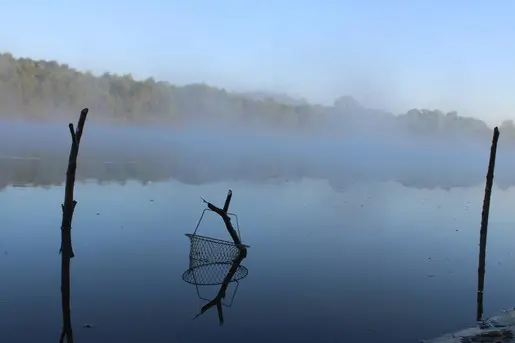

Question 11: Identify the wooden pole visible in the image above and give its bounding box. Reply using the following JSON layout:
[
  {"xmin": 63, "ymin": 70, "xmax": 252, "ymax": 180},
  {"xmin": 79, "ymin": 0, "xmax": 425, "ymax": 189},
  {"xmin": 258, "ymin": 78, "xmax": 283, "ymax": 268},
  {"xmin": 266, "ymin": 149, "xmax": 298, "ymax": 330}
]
[
  {"xmin": 59, "ymin": 108, "xmax": 89, "ymax": 343},
  {"xmin": 204, "ymin": 190, "xmax": 247, "ymax": 257},
  {"xmin": 194, "ymin": 190, "xmax": 249, "ymax": 324},
  {"xmin": 476, "ymin": 127, "xmax": 500, "ymax": 322}
]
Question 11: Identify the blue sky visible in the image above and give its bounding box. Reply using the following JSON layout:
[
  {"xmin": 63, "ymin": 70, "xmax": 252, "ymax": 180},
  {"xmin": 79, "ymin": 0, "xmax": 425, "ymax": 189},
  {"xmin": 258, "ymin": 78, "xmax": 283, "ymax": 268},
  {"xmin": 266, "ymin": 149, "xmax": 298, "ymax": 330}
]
[{"xmin": 1, "ymin": 0, "xmax": 515, "ymax": 124}]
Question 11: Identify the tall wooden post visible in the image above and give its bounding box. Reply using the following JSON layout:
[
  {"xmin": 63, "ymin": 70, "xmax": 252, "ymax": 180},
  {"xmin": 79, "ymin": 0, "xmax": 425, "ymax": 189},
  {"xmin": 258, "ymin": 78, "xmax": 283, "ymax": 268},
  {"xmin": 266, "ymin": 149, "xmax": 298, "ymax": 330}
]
[
  {"xmin": 476, "ymin": 127, "xmax": 500, "ymax": 322},
  {"xmin": 59, "ymin": 108, "xmax": 88, "ymax": 343}
]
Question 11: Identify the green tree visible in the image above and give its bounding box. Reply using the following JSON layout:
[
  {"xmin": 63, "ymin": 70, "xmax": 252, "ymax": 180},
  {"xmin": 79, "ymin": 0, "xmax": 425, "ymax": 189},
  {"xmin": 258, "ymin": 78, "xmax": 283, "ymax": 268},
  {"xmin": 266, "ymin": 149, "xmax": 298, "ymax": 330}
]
[{"xmin": 0, "ymin": 51, "xmax": 505, "ymax": 141}]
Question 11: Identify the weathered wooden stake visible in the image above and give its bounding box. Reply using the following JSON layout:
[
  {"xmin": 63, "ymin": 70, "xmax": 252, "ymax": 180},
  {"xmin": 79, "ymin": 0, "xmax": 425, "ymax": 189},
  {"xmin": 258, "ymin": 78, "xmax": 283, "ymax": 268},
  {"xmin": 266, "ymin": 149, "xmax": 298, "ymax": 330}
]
[
  {"xmin": 59, "ymin": 108, "xmax": 89, "ymax": 343},
  {"xmin": 204, "ymin": 190, "xmax": 247, "ymax": 258},
  {"xmin": 196, "ymin": 189, "xmax": 249, "ymax": 324},
  {"xmin": 476, "ymin": 127, "xmax": 500, "ymax": 322}
]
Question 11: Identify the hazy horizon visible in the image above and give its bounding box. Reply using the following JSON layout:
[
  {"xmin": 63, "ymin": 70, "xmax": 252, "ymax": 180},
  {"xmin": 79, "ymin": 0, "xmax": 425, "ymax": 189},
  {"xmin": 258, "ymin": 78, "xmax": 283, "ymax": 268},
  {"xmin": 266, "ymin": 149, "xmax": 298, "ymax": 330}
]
[
  {"xmin": 1, "ymin": 120, "xmax": 514, "ymax": 193},
  {"xmin": 2, "ymin": 1, "xmax": 515, "ymax": 126}
]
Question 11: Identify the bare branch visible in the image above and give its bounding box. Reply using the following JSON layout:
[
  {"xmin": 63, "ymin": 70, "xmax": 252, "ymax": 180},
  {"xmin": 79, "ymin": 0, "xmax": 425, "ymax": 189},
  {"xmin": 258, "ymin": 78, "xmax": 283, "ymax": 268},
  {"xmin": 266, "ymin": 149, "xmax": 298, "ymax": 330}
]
[{"xmin": 59, "ymin": 108, "xmax": 89, "ymax": 343}]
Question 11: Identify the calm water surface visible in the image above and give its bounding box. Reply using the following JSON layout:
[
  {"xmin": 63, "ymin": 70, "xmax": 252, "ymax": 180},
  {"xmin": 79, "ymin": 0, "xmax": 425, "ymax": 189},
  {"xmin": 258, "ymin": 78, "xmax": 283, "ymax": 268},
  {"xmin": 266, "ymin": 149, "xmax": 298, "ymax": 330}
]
[
  {"xmin": 2, "ymin": 179, "xmax": 515, "ymax": 342},
  {"xmin": 3, "ymin": 121, "xmax": 515, "ymax": 342}
]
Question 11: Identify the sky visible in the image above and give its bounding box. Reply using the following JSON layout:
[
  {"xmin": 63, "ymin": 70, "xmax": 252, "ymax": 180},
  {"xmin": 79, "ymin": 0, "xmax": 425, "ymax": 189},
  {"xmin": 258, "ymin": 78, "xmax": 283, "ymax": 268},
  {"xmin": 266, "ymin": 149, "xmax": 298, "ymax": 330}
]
[{"xmin": 1, "ymin": 0, "xmax": 515, "ymax": 125}]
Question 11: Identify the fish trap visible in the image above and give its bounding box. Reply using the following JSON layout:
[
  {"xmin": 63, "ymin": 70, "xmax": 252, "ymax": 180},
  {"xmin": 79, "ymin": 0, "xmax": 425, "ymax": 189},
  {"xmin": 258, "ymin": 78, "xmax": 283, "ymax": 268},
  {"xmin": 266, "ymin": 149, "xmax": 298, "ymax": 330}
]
[
  {"xmin": 182, "ymin": 195, "xmax": 249, "ymax": 309},
  {"xmin": 183, "ymin": 234, "xmax": 249, "ymax": 286},
  {"xmin": 182, "ymin": 206, "xmax": 249, "ymax": 286}
]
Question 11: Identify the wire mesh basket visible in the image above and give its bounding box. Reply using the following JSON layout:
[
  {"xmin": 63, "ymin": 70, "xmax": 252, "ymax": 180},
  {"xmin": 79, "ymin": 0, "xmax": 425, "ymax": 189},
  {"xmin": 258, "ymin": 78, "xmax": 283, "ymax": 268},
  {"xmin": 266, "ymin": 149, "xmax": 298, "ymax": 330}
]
[
  {"xmin": 182, "ymin": 233, "xmax": 249, "ymax": 286},
  {"xmin": 182, "ymin": 191, "xmax": 250, "ymax": 315},
  {"xmin": 182, "ymin": 231, "xmax": 249, "ymax": 286},
  {"xmin": 186, "ymin": 234, "xmax": 242, "ymax": 266}
]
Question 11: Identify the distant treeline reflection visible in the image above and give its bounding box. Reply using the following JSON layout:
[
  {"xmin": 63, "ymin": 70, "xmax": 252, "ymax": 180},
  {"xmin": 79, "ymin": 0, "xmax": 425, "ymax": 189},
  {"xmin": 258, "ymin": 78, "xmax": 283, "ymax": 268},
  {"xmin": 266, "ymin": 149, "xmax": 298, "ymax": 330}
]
[{"xmin": 3, "ymin": 130, "xmax": 515, "ymax": 191}]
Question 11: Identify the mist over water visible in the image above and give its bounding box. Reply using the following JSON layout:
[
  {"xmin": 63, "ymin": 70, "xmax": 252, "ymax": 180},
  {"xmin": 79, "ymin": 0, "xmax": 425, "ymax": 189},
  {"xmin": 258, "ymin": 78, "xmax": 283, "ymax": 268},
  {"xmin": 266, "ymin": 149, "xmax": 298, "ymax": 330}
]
[{"xmin": 1, "ymin": 119, "xmax": 515, "ymax": 191}]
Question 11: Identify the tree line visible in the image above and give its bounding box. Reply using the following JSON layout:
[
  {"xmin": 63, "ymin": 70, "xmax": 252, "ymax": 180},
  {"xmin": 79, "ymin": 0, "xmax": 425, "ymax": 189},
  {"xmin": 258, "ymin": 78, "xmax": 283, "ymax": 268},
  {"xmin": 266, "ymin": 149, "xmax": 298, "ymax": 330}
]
[{"xmin": 1, "ymin": 51, "xmax": 515, "ymax": 140}]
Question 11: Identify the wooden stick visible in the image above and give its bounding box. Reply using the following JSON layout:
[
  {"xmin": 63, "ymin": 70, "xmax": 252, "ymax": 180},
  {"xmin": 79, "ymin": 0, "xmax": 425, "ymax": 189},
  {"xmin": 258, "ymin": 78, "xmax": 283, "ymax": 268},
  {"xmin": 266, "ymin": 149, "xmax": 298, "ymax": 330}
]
[
  {"xmin": 205, "ymin": 190, "xmax": 247, "ymax": 257},
  {"xmin": 59, "ymin": 108, "xmax": 89, "ymax": 343},
  {"xmin": 194, "ymin": 190, "xmax": 249, "ymax": 324},
  {"xmin": 222, "ymin": 189, "xmax": 232, "ymax": 213},
  {"xmin": 476, "ymin": 127, "xmax": 500, "ymax": 322},
  {"xmin": 60, "ymin": 108, "xmax": 88, "ymax": 257}
]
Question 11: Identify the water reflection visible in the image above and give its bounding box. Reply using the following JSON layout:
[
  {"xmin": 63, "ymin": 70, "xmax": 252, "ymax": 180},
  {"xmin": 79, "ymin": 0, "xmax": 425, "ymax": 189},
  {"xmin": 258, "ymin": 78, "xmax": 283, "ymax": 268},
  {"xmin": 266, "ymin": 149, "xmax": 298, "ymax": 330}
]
[
  {"xmin": 185, "ymin": 249, "xmax": 249, "ymax": 326},
  {"xmin": 6, "ymin": 174, "xmax": 515, "ymax": 342},
  {"xmin": 8, "ymin": 121, "xmax": 515, "ymax": 342},
  {"xmin": 182, "ymin": 191, "xmax": 250, "ymax": 326},
  {"xmin": 421, "ymin": 218, "xmax": 515, "ymax": 342},
  {"xmin": 424, "ymin": 128, "xmax": 515, "ymax": 342},
  {"xmin": 4, "ymin": 122, "xmax": 515, "ymax": 192},
  {"xmin": 59, "ymin": 254, "xmax": 74, "ymax": 343}
]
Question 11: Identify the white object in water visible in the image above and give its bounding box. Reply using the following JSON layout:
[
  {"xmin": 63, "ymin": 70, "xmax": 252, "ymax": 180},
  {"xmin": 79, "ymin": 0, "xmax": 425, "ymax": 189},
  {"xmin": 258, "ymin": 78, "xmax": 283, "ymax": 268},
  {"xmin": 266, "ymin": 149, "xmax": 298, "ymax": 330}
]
[{"xmin": 422, "ymin": 308, "xmax": 515, "ymax": 343}]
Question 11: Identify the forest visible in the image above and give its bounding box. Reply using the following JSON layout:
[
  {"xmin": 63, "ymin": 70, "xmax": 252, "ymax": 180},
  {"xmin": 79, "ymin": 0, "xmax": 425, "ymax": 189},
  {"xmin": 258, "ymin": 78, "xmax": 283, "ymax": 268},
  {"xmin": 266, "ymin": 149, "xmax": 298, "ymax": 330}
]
[{"xmin": 1, "ymin": 51, "xmax": 515, "ymax": 140}]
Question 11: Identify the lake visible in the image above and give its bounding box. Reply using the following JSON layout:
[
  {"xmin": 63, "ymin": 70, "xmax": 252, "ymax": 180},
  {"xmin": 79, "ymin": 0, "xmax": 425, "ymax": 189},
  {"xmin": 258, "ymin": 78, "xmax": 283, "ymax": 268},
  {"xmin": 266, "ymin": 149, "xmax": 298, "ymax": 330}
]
[{"xmin": 2, "ymin": 121, "xmax": 515, "ymax": 343}]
